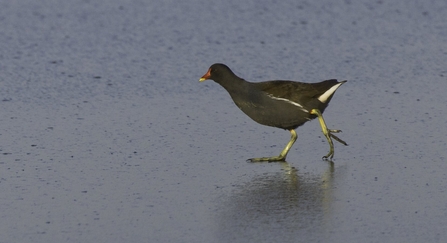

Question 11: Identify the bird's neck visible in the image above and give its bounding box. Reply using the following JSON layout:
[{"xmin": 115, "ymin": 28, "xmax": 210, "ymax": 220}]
[{"xmin": 215, "ymin": 76, "xmax": 247, "ymax": 93}]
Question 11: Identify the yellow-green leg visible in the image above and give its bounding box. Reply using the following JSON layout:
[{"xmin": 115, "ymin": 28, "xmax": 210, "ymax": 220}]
[
  {"xmin": 248, "ymin": 129, "xmax": 298, "ymax": 162},
  {"xmin": 310, "ymin": 109, "xmax": 348, "ymax": 160}
]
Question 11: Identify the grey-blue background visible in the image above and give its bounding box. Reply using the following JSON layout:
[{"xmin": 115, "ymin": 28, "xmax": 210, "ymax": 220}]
[{"xmin": 1, "ymin": 0, "xmax": 446, "ymax": 242}]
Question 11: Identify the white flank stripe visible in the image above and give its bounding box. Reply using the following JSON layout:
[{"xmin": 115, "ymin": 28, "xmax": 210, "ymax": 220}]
[
  {"xmin": 268, "ymin": 95, "xmax": 309, "ymax": 113},
  {"xmin": 318, "ymin": 83, "xmax": 343, "ymax": 103}
]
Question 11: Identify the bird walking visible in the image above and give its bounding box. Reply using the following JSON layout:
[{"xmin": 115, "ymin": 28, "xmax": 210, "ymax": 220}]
[{"xmin": 199, "ymin": 63, "xmax": 347, "ymax": 162}]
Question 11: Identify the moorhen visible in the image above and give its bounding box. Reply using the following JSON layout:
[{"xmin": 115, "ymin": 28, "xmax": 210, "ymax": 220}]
[{"xmin": 199, "ymin": 63, "xmax": 347, "ymax": 162}]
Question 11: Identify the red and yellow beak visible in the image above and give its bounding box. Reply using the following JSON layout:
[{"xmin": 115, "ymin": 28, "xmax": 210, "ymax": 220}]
[{"xmin": 199, "ymin": 68, "xmax": 212, "ymax": 82}]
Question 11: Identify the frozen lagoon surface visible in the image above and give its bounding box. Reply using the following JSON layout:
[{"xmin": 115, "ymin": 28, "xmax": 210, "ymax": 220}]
[{"xmin": 1, "ymin": 0, "xmax": 447, "ymax": 242}]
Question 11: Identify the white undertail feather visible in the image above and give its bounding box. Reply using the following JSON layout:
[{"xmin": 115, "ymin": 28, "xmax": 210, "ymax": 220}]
[
  {"xmin": 318, "ymin": 82, "xmax": 343, "ymax": 103},
  {"xmin": 268, "ymin": 95, "xmax": 309, "ymax": 113}
]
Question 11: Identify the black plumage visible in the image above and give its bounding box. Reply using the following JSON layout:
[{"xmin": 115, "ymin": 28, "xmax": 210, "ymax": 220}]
[{"xmin": 200, "ymin": 63, "xmax": 347, "ymax": 162}]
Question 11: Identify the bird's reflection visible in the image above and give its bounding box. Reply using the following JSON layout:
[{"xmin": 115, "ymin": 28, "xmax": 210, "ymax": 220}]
[{"xmin": 215, "ymin": 162, "xmax": 336, "ymax": 242}]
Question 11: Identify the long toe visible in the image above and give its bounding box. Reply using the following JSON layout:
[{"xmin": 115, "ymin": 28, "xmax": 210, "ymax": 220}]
[
  {"xmin": 322, "ymin": 152, "xmax": 334, "ymax": 160},
  {"xmin": 247, "ymin": 156, "xmax": 286, "ymax": 163},
  {"xmin": 329, "ymin": 129, "xmax": 342, "ymax": 133},
  {"xmin": 329, "ymin": 133, "xmax": 348, "ymax": 146}
]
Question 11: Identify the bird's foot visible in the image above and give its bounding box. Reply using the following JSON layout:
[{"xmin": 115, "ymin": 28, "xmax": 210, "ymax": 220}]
[
  {"xmin": 329, "ymin": 131, "xmax": 348, "ymax": 146},
  {"xmin": 328, "ymin": 129, "xmax": 342, "ymax": 133},
  {"xmin": 321, "ymin": 129, "xmax": 348, "ymax": 160},
  {"xmin": 322, "ymin": 153, "xmax": 334, "ymax": 160},
  {"xmin": 247, "ymin": 155, "xmax": 286, "ymax": 163}
]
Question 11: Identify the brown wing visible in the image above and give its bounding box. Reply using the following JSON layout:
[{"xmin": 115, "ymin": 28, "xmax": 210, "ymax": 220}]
[{"xmin": 257, "ymin": 79, "xmax": 340, "ymax": 104}]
